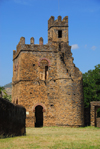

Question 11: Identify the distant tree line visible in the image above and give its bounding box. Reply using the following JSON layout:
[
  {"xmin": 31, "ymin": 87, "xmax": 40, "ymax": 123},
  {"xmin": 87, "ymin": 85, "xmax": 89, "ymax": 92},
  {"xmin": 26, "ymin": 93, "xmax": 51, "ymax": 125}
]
[{"xmin": 83, "ymin": 64, "xmax": 100, "ymax": 117}]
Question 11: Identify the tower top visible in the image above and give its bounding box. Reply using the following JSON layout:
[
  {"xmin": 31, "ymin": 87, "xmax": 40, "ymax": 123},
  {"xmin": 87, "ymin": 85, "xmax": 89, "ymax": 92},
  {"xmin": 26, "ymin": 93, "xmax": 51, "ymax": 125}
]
[
  {"xmin": 48, "ymin": 16, "xmax": 69, "ymax": 44},
  {"xmin": 48, "ymin": 16, "xmax": 68, "ymax": 30}
]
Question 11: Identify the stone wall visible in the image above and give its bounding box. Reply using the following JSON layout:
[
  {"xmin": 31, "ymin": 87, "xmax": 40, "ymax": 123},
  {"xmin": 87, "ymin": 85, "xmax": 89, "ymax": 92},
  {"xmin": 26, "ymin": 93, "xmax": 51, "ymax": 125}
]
[
  {"xmin": 0, "ymin": 98, "xmax": 26, "ymax": 138},
  {"xmin": 90, "ymin": 101, "xmax": 100, "ymax": 127},
  {"xmin": 97, "ymin": 118, "xmax": 100, "ymax": 128},
  {"xmin": 12, "ymin": 16, "xmax": 84, "ymax": 127},
  {"xmin": 48, "ymin": 16, "xmax": 69, "ymax": 44},
  {"xmin": 12, "ymin": 43, "xmax": 84, "ymax": 127}
]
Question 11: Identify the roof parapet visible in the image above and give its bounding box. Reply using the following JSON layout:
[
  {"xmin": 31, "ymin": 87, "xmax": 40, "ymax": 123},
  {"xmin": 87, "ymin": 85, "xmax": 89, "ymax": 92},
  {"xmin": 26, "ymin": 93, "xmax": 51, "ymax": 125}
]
[
  {"xmin": 39, "ymin": 37, "xmax": 43, "ymax": 45},
  {"xmin": 63, "ymin": 16, "xmax": 68, "ymax": 22},
  {"xmin": 13, "ymin": 50, "xmax": 16, "ymax": 55},
  {"xmin": 48, "ymin": 16, "xmax": 54, "ymax": 30},
  {"xmin": 20, "ymin": 37, "xmax": 25, "ymax": 45},
  {"xmin": 48, "ymin": 16, "xmax": 68, "ymax": 30},
  {"xmin": 16, "ymin": 37, "xmax": 25, "ymax": 55},
  {"xmin": 58, "ymin": 16, "xmax": 62, "ymax": 22},
  {"xmin": 30, "ymin": 37, "xmax": 34, "ymax": 44}
]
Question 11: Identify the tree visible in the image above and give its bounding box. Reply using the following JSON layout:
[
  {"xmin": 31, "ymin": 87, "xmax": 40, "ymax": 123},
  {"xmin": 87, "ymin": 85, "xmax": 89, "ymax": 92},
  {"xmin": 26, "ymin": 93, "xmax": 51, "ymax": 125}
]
[
  {"xmin": 0, "ymin": 87, "xmax": 7, "ymax": 97},
  {"xmin": 3, "ymin": 94, "xmax": 12, "ymax": 102},
  {"xmin": 83, "ymin": 64, "xmax": 100, "ymax": 108},
  {"xmin": 0, "ymin": 86, "xmax": 12, "ymax": 102}
]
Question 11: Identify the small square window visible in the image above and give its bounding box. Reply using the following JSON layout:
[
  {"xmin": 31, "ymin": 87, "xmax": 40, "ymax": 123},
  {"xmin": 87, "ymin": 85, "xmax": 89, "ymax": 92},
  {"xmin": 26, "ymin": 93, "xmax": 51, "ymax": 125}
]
[{"xmin": 58, "ymin": 30, "xmax": 62, "ymax": 38}]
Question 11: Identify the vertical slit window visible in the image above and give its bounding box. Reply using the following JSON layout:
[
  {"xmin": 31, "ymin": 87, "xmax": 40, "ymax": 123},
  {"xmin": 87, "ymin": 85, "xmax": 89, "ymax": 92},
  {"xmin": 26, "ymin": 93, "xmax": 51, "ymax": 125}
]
[
  {"xmin": 45, "ymin": 66, "xmax": 48, "ymax": 80},
  {"xmin": 58, "ymin": 30, "xmax": 62, "ymax": 38}
]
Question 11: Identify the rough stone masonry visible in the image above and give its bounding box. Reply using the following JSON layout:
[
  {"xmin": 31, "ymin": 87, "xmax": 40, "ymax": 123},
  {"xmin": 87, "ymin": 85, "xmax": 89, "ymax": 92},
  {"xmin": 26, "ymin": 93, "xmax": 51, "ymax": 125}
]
[{"xmin": 12, "ymin": 16, "xmax": 84, "ymax": 127}]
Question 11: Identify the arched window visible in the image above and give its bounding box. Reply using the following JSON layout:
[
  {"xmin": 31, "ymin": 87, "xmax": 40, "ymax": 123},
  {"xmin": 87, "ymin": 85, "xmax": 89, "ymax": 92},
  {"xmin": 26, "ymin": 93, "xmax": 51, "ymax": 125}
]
[{"xmin": 39, "ymin": 58, "xmax": 50, "ymax": 81}]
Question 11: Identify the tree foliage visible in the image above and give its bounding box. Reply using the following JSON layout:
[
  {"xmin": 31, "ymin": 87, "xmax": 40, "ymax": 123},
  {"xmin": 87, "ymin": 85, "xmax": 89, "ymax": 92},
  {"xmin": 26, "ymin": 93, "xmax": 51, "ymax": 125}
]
[
  {"xmin": 0, "ymin": 87, "xmax": 7, "ymax": 96},
  {"xmin": 3, "ymin": 94, "xmax": 12, "ymax": 102},
  {"xmin": 0, "ymin": 86, "xmax": 12, "ymax": 102},
  {"xmin": 83, "ymin": 64, "xmax": 100, "ymax": 108}
]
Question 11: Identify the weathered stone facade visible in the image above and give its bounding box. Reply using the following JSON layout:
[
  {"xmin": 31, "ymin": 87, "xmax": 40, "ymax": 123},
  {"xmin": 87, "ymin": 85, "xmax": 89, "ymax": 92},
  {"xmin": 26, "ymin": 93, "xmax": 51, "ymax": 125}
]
[
  {"xmin": 12, "ymin": 16, "xmax": 84, "ymax": 127},
  {"xmin": 90, "ymin": 101, "xmax": 100, "ymax": 127}
]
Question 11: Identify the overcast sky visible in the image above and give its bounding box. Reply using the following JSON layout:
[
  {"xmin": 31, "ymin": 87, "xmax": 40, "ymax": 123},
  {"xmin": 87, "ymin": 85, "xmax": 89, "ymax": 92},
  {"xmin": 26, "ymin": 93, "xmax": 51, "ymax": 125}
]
[{"xmin": 0, "ymin": 0, "xmax": 100, "ymax": 86}]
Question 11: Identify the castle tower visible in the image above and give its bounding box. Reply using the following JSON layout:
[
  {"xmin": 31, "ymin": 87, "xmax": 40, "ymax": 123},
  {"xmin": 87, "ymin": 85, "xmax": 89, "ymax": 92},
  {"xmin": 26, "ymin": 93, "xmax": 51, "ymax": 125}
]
[
  {"xmin": 48, "ymin": 16, "xmax": 69, "ymax": 45},
  {"xmin": 12, "ymin": 16, "xmax": 84, "ymax": 127}
]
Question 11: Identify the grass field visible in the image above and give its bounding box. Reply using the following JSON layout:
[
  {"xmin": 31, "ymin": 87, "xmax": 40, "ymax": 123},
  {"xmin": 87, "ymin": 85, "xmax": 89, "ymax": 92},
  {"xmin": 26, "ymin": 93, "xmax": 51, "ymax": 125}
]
[{"xmin": 0, "ymin": 126, "xmax": 100, "ymax": 149}]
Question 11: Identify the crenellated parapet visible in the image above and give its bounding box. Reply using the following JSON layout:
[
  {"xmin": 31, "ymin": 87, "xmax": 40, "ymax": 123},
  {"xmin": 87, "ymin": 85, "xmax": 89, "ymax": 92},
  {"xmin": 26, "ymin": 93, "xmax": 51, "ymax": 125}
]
[
  {"xmin": 39, "ymin": 37, "xmax": 43, "ymax": 45},
  {"xmin": 12, "ymin": 16, "xmax": 84, "ymax": 128},
  {"xmin": 13, "ymin": 37, "xmax": 57, "ymax": 60},
  {"xmin": 30, "ymin": 37, "xmax": 34, "ymax": 44},
  {"xmin": 48, "ymin": 16, "xmax": 69, "ymax": 44},
  {"xmin": 13, "ymin": 37, "xmax": 26, "ymax": 59},
  {"xmin": 48, "ymin": 16, "xmax": 68, "ymax": 30}
]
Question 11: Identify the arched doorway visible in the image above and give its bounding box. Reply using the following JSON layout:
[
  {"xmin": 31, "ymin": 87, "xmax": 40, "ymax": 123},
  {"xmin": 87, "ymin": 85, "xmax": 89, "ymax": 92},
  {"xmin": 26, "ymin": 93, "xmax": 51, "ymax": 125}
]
[{"xmin": 35, "ymin": 105, "xmax": 43, "ymax": 127}]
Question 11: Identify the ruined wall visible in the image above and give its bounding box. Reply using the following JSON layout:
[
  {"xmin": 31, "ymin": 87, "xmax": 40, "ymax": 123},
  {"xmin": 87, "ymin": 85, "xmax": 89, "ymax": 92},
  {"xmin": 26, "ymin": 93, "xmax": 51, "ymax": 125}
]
[
  {"xmin": 90, "ymin": 101, "xmax": 100, "ymax": 127},
  {"xmin": 0, "ymin": 98, "xmax": 26, "ymax": 138},
  {"xmin": 12, "ymin": 16, "xmax": 84, "ymax": 127},
  {"xmin": 12, "ymin": 41, "xmax": 84, "ymax": 127},
  {"xmin": 53, "ymin": 42, "xmax": 84, "ymax": 126},
  {"xmin": 12, "ymin": 44, "xmax": 58, "ymax": 127},
  {"xmin": 48, "ymin": 16, "xmax": 69, "ymax": 44},
  {"xmin": 97, "ymin": 118, "xmax": 100, "ymax": 128}
]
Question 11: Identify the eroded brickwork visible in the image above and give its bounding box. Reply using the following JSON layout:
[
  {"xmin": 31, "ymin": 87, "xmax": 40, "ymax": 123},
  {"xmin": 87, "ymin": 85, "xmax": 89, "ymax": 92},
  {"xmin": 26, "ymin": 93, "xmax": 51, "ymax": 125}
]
[
  {"xmin": 97, "ymin": 118, "xmax": 100, "ymax": 128},
  {"xmin": 12, "ymin": 16, "xmax": 84, "ymax": 127},
  {"xmin": 90, "ymin": 101, "xmax": 100, "ymax": 127}
]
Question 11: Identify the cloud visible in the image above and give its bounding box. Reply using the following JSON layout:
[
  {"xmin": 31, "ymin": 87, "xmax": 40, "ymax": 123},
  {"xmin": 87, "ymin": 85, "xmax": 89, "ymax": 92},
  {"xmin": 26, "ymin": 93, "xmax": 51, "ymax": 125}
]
[
  {"xmin": 91, "ymin": 46, "xmax": 96, "ymax": 50},
  {"xmin": 71, "ymin": 44, "xmax": 79, "ymax": 50},
  {"xmin": 84, "ymin": 44, "xmax": 87, "ymax": 48}
]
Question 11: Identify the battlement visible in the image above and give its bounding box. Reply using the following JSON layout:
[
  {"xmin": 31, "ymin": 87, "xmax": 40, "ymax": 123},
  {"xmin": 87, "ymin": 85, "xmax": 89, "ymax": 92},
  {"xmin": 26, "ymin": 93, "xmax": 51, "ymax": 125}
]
[
  {"xmin": 13, "ymin": 15, "xmax": 69, "ymax": 60},
  {"xmin": 12, "ymin": 16, "xmax": 84, "ymax": 128},
  {"xmin": 48, "ymin": 16, "xmax": 68, "ymax": 30},
  {"xmin": 13, "ymin": 36, "xmax": 57, "ymax": 60},
  {"xmin": 13, "ymin": 37, "xmax": 42, "ymax": 56},
  {"xmin": 48, "ymin": 16, "xmax": 69, "ymax": 44}
]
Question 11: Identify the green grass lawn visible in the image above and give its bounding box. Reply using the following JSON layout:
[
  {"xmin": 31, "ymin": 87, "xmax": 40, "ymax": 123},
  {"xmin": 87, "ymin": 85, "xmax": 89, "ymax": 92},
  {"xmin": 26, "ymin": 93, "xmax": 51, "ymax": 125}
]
[{"xmin": 0, "ymin": 126, "xmax": 100, "ymax": 149}]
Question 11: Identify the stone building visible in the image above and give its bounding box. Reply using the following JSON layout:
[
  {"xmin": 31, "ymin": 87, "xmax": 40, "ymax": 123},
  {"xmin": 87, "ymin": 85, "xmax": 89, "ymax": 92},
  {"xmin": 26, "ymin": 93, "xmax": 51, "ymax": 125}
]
[{"xmin": 12, "ymin": 16, "xmax": 84, "ymax": 127}]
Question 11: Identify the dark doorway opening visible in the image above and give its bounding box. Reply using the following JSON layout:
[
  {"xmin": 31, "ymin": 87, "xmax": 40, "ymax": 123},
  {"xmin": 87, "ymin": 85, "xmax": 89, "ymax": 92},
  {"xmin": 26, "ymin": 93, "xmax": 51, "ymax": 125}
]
[
  {"xmin": 16, "ymin": 99, "xmax": 18, "ymax": 104},
  {"xmin": 58, "ymin": 30, "xmax": 62, "ymax": 38},
  {"xmin": 35, "ymin": 105, "xmax": 43, "ymax": 127}
]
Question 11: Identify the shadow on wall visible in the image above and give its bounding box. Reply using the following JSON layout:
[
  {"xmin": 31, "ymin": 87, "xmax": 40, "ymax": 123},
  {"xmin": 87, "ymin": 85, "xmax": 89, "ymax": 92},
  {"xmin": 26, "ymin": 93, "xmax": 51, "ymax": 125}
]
[
  {"xmin": 84, "ymin": 107, "xmax": 90, "ymax": 126},
  {"xmin": 0, "ymin": 98, "xmax": 26, "ymax": 138}
]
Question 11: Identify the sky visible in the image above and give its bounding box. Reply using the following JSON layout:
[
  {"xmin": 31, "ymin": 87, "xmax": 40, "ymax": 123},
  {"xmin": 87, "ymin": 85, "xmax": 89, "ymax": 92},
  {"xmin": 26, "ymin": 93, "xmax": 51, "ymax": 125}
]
[{"xmin": 0, "ymin": 0, "xmax": 100, "ymax": 86}]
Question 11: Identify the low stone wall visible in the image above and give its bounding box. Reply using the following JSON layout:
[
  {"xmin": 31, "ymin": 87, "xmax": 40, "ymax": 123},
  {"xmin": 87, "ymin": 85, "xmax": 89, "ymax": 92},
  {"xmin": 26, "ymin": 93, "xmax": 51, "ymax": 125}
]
[
  {"xmin": 0, "ymin": 98, "xmax": 26, "ymax": 138},
  {"xmin": 97, "ymin": 118, "xmax": 100, "ymax": 128},
  {"xmin": 90, "ymin": 101, "xmax": 100, "ymax": 127}
]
